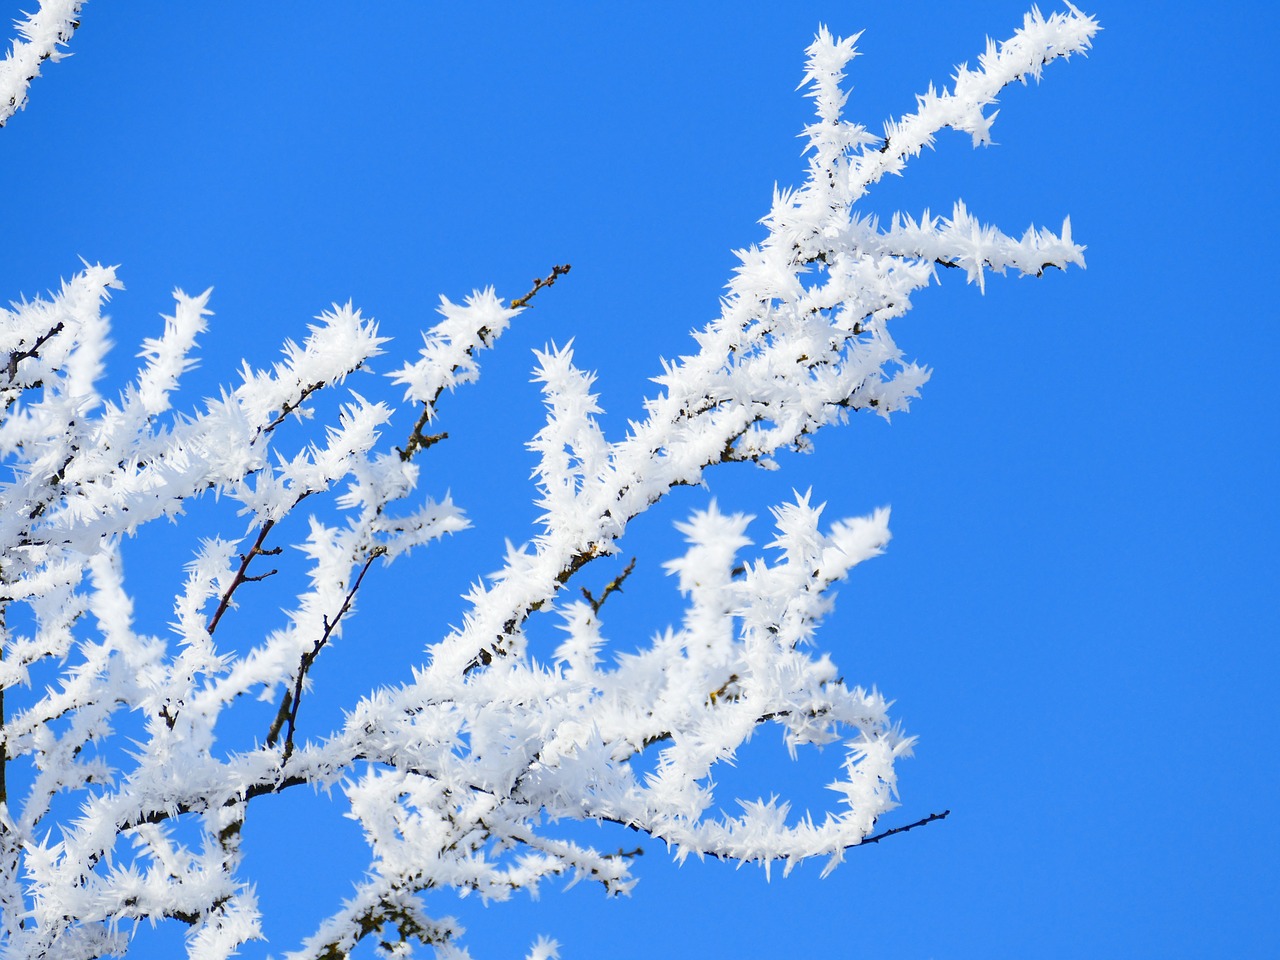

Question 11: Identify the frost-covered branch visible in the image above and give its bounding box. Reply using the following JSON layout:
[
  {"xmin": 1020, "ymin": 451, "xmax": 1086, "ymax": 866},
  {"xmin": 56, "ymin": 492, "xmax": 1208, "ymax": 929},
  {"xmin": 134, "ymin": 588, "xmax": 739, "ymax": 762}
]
[
  {"xmin": 0, "ymin": 5, "xmax": 1097, "ymax": 958},
  {"xmin": 0, "ymin": 0, "xmax": 82, "ymax": 127},
  {"xmin": 394, "ymin": 264, "xmax": 571, "ymax": 462}
]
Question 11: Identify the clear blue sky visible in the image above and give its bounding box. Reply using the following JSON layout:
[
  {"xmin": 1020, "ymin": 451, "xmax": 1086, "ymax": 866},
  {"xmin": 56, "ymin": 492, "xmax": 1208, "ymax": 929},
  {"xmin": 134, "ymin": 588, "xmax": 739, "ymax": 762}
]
[{"xmin": 2, "ymin": 2, "xmax": 1276, "ymax": 957}]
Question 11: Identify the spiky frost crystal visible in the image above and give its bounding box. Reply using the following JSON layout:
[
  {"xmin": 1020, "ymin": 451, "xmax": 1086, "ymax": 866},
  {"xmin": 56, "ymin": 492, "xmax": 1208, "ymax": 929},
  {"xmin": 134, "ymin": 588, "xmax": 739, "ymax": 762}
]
[{"xmin": 0, "ymin": 4, "xmax": 1096, "ymax": 957}]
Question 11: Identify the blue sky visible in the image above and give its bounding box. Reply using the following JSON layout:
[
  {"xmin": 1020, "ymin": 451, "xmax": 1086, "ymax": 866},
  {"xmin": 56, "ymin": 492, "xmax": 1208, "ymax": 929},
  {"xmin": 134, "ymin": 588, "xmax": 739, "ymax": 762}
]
[{"xmin": 2, "ymin": 2, "xmax": 1276, "ymax": 958}]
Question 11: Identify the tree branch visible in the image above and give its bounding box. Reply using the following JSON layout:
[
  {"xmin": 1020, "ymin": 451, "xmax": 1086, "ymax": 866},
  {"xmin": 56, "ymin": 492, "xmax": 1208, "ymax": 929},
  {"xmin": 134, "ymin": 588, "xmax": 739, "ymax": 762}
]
[
  {"xmin": 4, "ymin": 322, "xmax": 63, "ymax": 385},
  {"xmin": 581, "ymin": 557, "xmax": 637, "ymax": 614},
  {"xmin": 509, "ymin": 263, "xmax": 571, "ymax": 310},
  {"xmin": 398, "ymin": 264, "xmax": 572, "ymax": 463},
  {"xmin": 860, "ymin": 809, "xmax": 950, "ymax": 845},
  {"xmin": 268, "ymin": 549, "xmax": 382, "ymax": 763},
  {"xmin": 205, "ymin": 520, "xmax": 279, "ymax": 636}
]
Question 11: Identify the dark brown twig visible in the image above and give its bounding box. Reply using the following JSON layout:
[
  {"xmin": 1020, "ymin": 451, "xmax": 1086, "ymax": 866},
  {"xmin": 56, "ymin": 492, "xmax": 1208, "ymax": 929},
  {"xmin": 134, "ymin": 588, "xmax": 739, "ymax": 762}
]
[
  {"xmin": 268, "ymin": 549, "xmax": 383, "ymax": 762},
  {"xmin": 205, "ymin": 520, "xmax": 278, "ymax": 636},
  {"xmin": 580, "ymin": 557, "xmax": 636, "ymax": 614},
  {"xmin": 510, "ymin": 263, "xmax": 571, "ymax": 310}
]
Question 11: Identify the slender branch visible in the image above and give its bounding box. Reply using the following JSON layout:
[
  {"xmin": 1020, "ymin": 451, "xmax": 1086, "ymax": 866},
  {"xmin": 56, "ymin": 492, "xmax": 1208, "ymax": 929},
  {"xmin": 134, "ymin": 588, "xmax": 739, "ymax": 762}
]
[
  {"xmin": 0, "ymin": 4, "xmax": 84, "ymax": 128},
  {"xmin": 263, "ymin": 380, "xmax": 326, "ymax": 433},
  {"xmin": 580, "ymin": 557, "xmax": 636, "ymax": 614},
  {"xmin": 205, "ymin": 520, "xmax": 278, "ymax": 636},
  {"xmin": 121, "ymin": 774, "xmax": 311, "ymax": 833},
  {"xmin": 859, "ymin": 809, "xmax": 950, "ymax": 845},
  {"xmin": 396, "ymin": 418, "xmax": 445, "ymax": 462},
  {"xmin": 269, "ymin": 549, "xmax": 382, "ymax": 762},
  {"xmin": 587, "ymin": 806, "xmax": 949, "ymax": 861},
  {"xmin": 930, "ymin": 255, "xmax": 1068, "ymax": 277},
  {"xmin": 706, "ymin": 673, "xmax": 740, "ymax": 706},
  {"xmin": 4, "ymin": 322, "xmax": 64, "ymax": 384},
  {"xmin": 152, "ymin": 521, "xmax": 285, "ymax": 730},
  {"xmin": 398, "ymin": 264, "xmax": 572, "ymax": 463},
  {"xmin": 510, "ymin": 263, "xmax": 571, "ymax": 310}
]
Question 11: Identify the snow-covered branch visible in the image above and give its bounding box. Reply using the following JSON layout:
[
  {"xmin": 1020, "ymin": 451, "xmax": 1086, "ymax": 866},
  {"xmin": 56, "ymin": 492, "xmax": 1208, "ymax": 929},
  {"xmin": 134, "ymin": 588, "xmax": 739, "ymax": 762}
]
[
  {"xmin": 0, "ymin": 0, "xmax": 81, "ymax": 126},
  {"xmin": 0, "ymin": 5, "xmax": 1097, "ymax": 957}
]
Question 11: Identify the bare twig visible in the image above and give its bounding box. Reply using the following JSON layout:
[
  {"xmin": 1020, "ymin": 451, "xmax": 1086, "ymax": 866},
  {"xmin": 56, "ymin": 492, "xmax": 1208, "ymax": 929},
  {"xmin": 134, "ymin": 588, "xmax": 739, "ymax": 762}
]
[
  {"xmin": 269, "ymin": 549, "xmax": 383, "ymax": 762},
  {"xmin": 580, "ymin": 557, "xmax": 637, "ymax": 614},
  {"xmin": 860, "ymin": 809, "xmax": 950, "ymax": 845},
  {"xmin": 205, "ymin": 520, "xmax": 279, "ymax": 635},
  {"xmin": 510, "ymin": 263, "xmax": 571, "ymax": 310}
]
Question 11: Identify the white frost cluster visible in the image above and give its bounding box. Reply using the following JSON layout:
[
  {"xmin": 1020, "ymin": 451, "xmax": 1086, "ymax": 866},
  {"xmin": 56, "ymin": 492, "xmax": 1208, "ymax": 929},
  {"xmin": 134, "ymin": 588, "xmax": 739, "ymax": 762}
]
[
  {"xmin": 0, "ymin": 0, "xmax": 80, "ymax": 126},
  {"xmin": 0, "ymin": 4, "xmax": 1096, "ymax": 958}
]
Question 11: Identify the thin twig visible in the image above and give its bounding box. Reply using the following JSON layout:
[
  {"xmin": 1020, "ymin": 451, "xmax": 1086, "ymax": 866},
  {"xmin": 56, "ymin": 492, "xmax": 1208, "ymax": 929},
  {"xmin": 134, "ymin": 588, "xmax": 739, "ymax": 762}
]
[
  {"xmin": 580, "ymin": 557, "xmax": 636, "ymax": 614},
  {"xmin": 398, "ymin": 264, "xmax": 572, "ymax": 463},
  {"xmin": 510, "ymin": 263, "xmax": 571, "ymax": 310},
  {"xmin": 263, "ymin": 380, "xmax": 326, "ymax": 433},
  {"xmin": 860, "ymin": 809, "xmax": 950, "ymax": 845},
  {"xmin": 270, "ymin": 549, "xmax": 383, "ymax": 763},
  {"xmin": 5, "ymin": 322, "xmax": 64, "ymax": 384},
  {"xmin": 205, "ymin": 520, "xmax": 278, "ymax": 635}
]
